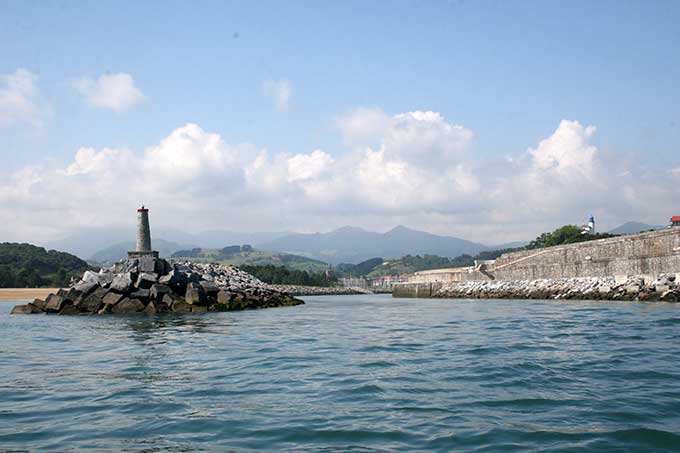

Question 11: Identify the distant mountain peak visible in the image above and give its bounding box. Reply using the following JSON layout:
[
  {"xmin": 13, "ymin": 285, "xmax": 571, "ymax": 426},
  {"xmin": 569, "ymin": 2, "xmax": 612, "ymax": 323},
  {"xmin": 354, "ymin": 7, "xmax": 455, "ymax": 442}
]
[
  {"xmin": 387, "ymin": 225, "xmax": 412, "ymax": 233},
  {"xmin": 609, "ymin": 221, "xmax": 663, "ymax": 235},
  {"xmin": 331, "ymin": 226, "xmax": 369, "ymax": 234}
]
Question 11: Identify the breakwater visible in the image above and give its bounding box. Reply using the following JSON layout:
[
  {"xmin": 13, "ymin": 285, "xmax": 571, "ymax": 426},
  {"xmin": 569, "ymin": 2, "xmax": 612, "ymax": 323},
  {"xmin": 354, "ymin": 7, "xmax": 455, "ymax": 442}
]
[
  {"xmin": 433, "ymin": 274, "xmax": 679, "ymax": 301},
  {"xmin": 395, "ymin": 228, "xmax": 680, "ymax": 300},
  {"xmin": 11, "ymin": 258, "xmax": 303, "ymax": 315},
  {"xmin": 268, "ymin": 285, "xmax": 373, "ymax": 296}
]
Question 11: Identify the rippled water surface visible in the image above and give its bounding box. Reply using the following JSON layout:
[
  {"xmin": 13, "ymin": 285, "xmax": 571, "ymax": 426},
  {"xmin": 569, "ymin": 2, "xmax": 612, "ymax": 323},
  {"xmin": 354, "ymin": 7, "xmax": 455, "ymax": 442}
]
[{"xmin": 1, "ymin": 295, "xmax": 680, "ymax": 452}]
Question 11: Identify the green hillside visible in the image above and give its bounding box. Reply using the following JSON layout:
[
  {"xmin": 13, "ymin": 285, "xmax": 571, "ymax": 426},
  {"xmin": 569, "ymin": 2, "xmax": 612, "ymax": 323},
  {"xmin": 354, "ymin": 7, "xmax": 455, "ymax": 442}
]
[
  {"xmin": 239, "ymin": 264, "xmax": 336, "ymax": 286},
  {"xmin": 170, "ymin": 246, "xmax": 329, "ymax": 273},
  {"xmin": 335, "ymin": 225, "xmax": 617, "ymax": 277},
  {"xmin": 0, "ymin": 243, "xmax": 92, "ymax": 288}
]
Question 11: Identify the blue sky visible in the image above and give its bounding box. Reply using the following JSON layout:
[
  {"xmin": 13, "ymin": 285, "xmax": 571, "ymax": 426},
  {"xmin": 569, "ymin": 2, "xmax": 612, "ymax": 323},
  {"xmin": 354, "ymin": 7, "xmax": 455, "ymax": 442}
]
[{"xmin": 1, "ymin": 0, "xmax": 679, "ymax": 243}]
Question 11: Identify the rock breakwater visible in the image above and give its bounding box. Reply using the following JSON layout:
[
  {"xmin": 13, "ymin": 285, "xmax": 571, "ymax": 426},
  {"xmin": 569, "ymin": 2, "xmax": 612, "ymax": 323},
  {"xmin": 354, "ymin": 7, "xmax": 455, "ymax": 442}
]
[
  {"xmin": 433, "ymin": 274, "xmax": 680, "ymax": 301},
  {"xmin": 267, "ymin": 285, "xmax": 374, "ymax": 296},
  {"xmin": 11, "ymin": 258, "xmax": 303, "ymax": 315}
]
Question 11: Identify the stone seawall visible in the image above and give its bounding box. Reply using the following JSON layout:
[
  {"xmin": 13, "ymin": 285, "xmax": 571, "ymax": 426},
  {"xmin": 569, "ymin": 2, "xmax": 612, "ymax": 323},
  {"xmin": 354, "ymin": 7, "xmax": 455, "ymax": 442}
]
[{"xmin": 407, "ymin": 228, "xmax": 680, "ymax": 285}]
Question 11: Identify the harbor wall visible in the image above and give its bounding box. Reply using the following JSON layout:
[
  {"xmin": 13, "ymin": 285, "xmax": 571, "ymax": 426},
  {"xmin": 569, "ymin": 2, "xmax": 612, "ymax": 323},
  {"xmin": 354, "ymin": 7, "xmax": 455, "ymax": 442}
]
[{"xmin": 395, "ymin": 228, "xmax": 680, "ymax": 297}]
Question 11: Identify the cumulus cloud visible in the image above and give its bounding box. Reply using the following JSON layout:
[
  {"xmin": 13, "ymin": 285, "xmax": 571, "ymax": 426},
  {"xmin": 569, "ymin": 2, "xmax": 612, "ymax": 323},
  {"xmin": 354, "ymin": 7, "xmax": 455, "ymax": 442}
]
[
  {"xmin": 336, "ymin": 107, "xmax": 391, "ymax": 145},
  {"xmin": 74, "ymin": 72, "xmax": 144, "ymax": 112},
  {"xmin": 0, "ymin": 68, "xmax": 45, "ymax": 127},
  {"xmin": 262, "ymin": 79, "xmax": 291, "ymax": 112},
  {"xmin": 0, "ymin": 112, "xmax": 677, "ymax": 244}
]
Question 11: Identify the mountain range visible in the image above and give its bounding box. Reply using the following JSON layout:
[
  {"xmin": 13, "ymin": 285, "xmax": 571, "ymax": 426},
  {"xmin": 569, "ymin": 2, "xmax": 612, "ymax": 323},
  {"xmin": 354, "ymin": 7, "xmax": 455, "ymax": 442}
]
[
  {"xmin": 44, "ymin": 221, "xmax": 661, "ymax": 265},
  {"xmin": 259, "ymin": 225, "xmax": 524, "ymax": 264}
]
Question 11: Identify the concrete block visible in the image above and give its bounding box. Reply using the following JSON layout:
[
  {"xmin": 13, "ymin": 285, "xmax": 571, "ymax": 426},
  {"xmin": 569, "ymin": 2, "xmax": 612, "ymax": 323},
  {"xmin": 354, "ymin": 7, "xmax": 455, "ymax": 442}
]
[{"xmin": 614, "ymin": 275, "xmax": 628, "ymax": 284}]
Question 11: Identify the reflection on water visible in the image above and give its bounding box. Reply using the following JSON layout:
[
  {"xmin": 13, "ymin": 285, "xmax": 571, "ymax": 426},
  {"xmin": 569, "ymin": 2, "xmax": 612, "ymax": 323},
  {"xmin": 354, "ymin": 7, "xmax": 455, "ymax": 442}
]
[{"xmin": 1, "ymin": 295, "xmax": 679, "ymax": 452}]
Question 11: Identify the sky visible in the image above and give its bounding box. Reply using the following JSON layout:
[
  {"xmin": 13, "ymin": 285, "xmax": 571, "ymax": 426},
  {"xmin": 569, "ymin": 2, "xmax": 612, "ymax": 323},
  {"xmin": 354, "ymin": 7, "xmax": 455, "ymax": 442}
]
[{"xmin": 1, "ymin": 0, "xmax": 679, "ymax": 245}]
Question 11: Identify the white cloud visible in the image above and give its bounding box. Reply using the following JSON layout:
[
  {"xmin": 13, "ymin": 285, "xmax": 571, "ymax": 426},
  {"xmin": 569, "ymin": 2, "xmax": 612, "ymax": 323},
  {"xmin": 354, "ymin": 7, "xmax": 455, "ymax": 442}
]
[
  {"xmin": 262, "ymin": 79, "xmax": 291, "ymax": 112},
  {"xmin": 0, "ymin": 113, "xmax": 677, "ymax": 244},
  {"xmin": 287, "ymin": 149, "xmax": 334, "ymax": 182},
  {"xmin": 529, "ymin": 120, "xmax": 597, "ymax": 176},
  {"xmin": 0, "ymin": 68, "xmax": 45, "ymax": 127},
  {"xmin": 74, "ymin": 72, "xmax": 144, "ymax": 112},
  {"xmin": 336, "ymin": 107, "xmax": 391, "ymax": 145}
]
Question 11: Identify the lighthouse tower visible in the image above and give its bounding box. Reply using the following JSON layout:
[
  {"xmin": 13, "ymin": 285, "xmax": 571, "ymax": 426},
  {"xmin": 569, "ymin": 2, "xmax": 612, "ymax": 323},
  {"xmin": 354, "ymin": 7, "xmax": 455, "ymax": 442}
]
[
  {"xmin": 581, "ymin": 215, "xmax": 596, "ymax": 235},
  {"xmin": 128, "ymin": 205, "xmax": 159, "ymax": 259}
]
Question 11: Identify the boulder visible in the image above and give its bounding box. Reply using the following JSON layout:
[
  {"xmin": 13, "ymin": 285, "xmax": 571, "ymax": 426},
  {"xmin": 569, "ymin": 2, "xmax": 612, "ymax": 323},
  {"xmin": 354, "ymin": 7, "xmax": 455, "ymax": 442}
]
[
  {"xmin": 31, "ymin": 298, "xmax": 46, "ymax": 311},
  {"xmin": 191, "ymin": 305, "xmax": 208, "ymax": 313},
  {"xmin": 59, "ymin": 305, "xmax": 81, "ymax": 315},
  {"xmin": 154, "ymin": 260, "xmax": 172, "ymax": 275},
  {"xmin": 626, "ymin": 285, "xmax": 640, "ymax": 294},
  {"xmin": 135, "ymin": 273, "xmax": 158, "ymax": 289},
  {"xmin": 149, "ymin": 284, "xmax": 171, "ymax": 300},
  {"xmin": 11, "ymin": 304, "xmax": 43, "ymax": 314},
  {"xmin": 159, "ymin": 270, "xmax": 188, "ymax": 292},
  {"xmin": 76, "ymin": 287, "xmax": 107, "ymax": 313},
  {"xmin": 82, "ymin": 270, "xmax": 100, "ymax": 283},
  {"xmin": 217, "ymin": 290, "xmax": 232, "ymax": 305},
  {"xmin": 171, "ymin": 300, "xmax": 192, "ymax": 313},
  {"xmin": 655, "ymin": 284, "xmax": 670, "ymax": 293},
  {"xmin": 111, "ymin": 298, "xmax": 145, "ymax": 314},
  {"xmin": 661, "ymin": 290, "xmax": 679, "ymax": 302},
  {"xmin": 130, "ymin": 289, "xmax": 150, "ymax": 300},
  {"xmin": 200, "ymin": 281, "xmax": 219, "ymax": 296},
  {"xmin": 185, "ymin": 282, "xmax": 207, "ymax": 305},
  {"xmin": 102, "ymin": 292, "xmax": 124, "ymax": 306},
  {"xmin": 63, "ymin": 288, "xmax": 83, "ymax": 303},
  {"xmin": 97, "ymin": 271, "xmax": 114, "ymax": 288},
  {"xmin": 144, "ymin": 301, "xmax": 158, "ymax": 315},
  {"xmin": 110, "ymin": 273, "xmax": 134, "ymax": 293},
  {"xmin": 45, "ymin": 294, "xmax": 67, "ymax": 313},
  {"xmin": 162, "ymin": 293, "xmax": 177, "ymax": 306},
  {"xmin": 73, "ymin": 280, "xmax": 98, "ymax": 296}
]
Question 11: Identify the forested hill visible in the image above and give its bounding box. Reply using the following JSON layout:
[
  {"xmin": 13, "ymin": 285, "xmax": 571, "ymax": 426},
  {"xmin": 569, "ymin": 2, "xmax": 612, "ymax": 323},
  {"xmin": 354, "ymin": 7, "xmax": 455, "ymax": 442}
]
[{"xmin": 0, "ymin": 243, "xmax": 92, "ymax": 288}]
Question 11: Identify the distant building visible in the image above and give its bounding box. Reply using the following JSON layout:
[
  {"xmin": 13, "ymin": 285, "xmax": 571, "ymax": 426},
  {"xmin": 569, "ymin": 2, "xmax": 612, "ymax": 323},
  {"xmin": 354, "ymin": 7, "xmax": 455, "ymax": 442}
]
[
  {"xmin": 581, "ymin": 215, "xmax": 596, "ymax": 235},
  {"xmin": 671, "ymin": 216, "xmax": 680, "ymax": 227}
]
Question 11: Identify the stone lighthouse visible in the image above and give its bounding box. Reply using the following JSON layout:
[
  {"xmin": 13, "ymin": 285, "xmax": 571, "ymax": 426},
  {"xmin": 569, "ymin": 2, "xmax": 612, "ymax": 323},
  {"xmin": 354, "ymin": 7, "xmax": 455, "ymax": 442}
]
[{"xmin": 128, "ymin": 205, "xmax": 159, "ymax": 259}]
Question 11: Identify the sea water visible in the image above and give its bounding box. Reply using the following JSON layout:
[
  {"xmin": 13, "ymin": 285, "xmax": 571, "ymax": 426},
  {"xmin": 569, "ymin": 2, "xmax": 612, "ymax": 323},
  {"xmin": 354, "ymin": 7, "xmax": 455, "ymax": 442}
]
[{"xmin": 1, "ymin": 294, "xmax": 679, "ymax": 452}]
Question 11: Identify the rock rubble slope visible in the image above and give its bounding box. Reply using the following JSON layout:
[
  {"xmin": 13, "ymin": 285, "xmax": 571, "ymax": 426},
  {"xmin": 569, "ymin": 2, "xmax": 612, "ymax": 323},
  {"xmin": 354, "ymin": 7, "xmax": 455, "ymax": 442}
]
[{"xmin": 434, "ymin": 274, "xmax": 680, "ymax": 301}]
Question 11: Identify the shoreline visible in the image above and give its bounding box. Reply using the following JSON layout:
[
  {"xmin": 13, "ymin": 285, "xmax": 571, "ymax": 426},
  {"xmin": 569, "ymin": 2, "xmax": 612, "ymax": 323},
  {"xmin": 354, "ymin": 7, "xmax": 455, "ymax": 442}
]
[{"xmin": 0, "ymin": 288, "xmax": 60, "ymax": 301}]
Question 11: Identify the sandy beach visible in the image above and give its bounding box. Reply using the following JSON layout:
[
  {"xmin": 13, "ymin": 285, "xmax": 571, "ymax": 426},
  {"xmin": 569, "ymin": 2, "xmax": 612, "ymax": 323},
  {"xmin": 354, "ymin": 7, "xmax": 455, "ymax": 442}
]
[{"xmin": 0, "ymin": 288, "xmax": 60, "ymax": 301}]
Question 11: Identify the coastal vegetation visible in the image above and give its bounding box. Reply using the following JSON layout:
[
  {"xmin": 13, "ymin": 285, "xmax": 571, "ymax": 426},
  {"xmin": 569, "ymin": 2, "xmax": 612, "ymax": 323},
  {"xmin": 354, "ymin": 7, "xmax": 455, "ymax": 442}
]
[
  {"xmin": 334, "ymin": 225, "xmax": 617, "ymax": 277},
  {"xmin": 239, "ymin": 264, "xmax": 337, "ymax": 287},
  {"xmin": 0, "ymin": 243, "xmax": 91, "ymax": 288},
  {"xmin": 525, "ymin": 225, "xmax": 616, "ymax": 249},
  {"xmin": 170, "ymin": 246, "xmax": 329, "ymax": 273}
]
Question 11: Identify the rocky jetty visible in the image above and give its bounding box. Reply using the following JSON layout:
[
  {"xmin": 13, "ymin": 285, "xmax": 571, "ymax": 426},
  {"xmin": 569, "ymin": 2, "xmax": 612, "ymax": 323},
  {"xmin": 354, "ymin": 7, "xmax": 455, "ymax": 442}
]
[
  {"xmin": 267, "ymin": 285, "xmax": 374, "ymax": 296},
  {"xmin": 433, "ymin": 274, "xmax": 680, "ymax": 302},
  {"xmin": 11, "ymin": 257, "xmax": 303, "ymax": 315}
]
